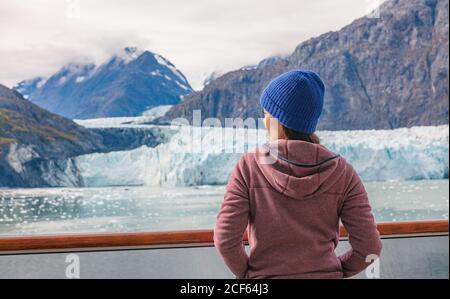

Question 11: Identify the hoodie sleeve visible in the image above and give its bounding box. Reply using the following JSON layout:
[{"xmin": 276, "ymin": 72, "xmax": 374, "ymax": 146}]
[
  {"xmin": 214, "ymin": 157, "xmax": 250, "ymax": 279},
  {"xmin": 338, "ymin": 164, "xmax": 383, "ymax": 278}
]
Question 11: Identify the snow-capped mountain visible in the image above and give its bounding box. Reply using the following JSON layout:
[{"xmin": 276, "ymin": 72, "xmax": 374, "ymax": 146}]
[
  {"xmin": 14, "ymin": 47, "xmax": 193, "ymax": 119},
  {"xmin": 14, "ymin": 77, "xmax": 47, "ymax": 99}
]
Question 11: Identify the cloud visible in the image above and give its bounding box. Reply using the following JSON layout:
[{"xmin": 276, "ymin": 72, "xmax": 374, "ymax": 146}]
[{"xmin": 0, "ymin": 0, "xmax": 377, "ymax": 89}]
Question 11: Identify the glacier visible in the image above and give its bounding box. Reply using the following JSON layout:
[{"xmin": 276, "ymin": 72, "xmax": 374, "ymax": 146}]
[
  {"xmin": 74, "ymin": 105, "xmax": 173, "ymax": 128},
  {"xmin": 73, "ymin": 125, "xmax": 449, "ymax": 187}
]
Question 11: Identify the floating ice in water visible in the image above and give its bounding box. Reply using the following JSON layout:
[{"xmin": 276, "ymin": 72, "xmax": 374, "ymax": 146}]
[
  {"xmin": 0, "ymin": 180, "xmax": 448, "ymax": 236},
  {"xmin": 74, "ymin": 125, "xmax": 449, "ymax": 187}
]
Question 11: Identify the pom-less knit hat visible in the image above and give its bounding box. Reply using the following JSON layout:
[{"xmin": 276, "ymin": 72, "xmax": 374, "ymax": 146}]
[{"xmin": 260, "ymin": 70, "xmax": 325, "ymax": 134}]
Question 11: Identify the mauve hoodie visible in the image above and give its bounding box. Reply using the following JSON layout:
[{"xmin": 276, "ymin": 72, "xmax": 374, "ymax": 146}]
[{"xmin": 214, "ymin": 139, "xmax": 382, "ymax": 279}]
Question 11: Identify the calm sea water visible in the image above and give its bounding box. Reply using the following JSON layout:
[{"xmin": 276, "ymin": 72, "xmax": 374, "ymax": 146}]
[{"xmin": 0, "ymin": 180, "xmax": 448, "ymax": 236}]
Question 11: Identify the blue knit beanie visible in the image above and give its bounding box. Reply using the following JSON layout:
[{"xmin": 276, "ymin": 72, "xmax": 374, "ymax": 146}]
[{"xmin": 260, "ymin": 70, "xmax": 325, "ymax": 134}]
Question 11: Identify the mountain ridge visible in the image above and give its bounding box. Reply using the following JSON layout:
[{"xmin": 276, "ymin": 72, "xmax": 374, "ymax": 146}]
[
  {"xmin": 157, "ymin": 0, "xmax": 449, "ymax": 130},
  {"xmin": 0, "ymin": 83, "xmax": 173, "ymax": 187},
  {"xmin": 0, "ymin": 83, "xmax": 106, "ymax": 187}
]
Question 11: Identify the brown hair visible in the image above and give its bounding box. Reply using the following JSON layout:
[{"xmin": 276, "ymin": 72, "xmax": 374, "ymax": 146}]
[{"xmin": 281, "ymin": 125, "xmax": 321, "ymax": 144}]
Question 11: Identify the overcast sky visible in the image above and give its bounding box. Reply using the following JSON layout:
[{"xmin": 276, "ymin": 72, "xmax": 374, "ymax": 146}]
[{"xmin": 0, "ymin": 0, "xmax": 382, "ymax": 90}]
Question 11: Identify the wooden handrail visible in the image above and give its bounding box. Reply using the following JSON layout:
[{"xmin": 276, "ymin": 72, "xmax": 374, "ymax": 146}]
[{"xmin": 0, "ymin": 220, "xmax": 447, "ymax": 254}]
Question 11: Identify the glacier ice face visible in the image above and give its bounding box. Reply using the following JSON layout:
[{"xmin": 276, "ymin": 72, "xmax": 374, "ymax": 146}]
[
  {"xmin": 319, "ymin": 126, "xmax": 449, "ymax": 181},
  {"xmin": 141, "ymin": 105, "xmax": 174, "ymax": 121},
  {"xmin": 76, "ymin": 126, "xmax": 266, "ymax": 187},
  {"xmin": 74, "ymin": 125, "xmax": 449, "ymax": 187}
]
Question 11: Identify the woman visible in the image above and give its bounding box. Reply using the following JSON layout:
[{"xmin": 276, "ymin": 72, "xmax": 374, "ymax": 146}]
[{"xmin": 214, "ymin": 70, "xmax": 382, "ymax": 279}]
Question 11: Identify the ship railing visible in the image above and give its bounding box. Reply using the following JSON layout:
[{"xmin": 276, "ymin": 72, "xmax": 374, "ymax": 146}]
[{"xmin": 0, "ymin": 220, "xmax": 448, "ymax": 254}]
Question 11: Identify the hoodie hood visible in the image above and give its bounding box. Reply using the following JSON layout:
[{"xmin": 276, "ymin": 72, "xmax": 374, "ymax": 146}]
[{"xmin": 254, "ymin": 139, "xmax": 347, "ymax": 200}]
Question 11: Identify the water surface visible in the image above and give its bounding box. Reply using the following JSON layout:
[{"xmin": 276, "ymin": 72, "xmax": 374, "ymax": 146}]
[{"xmin": 0, "ymin": 180, "xmax": 448, "ymax": 236}]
